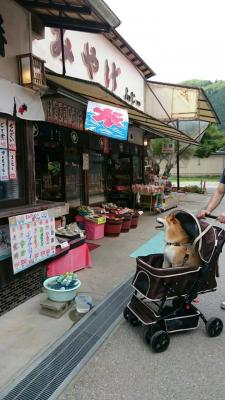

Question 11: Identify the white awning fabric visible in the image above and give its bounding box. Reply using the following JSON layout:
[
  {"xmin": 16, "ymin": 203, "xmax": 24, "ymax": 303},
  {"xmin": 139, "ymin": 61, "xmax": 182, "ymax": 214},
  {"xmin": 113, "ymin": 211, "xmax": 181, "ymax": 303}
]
[
  {"xmin": 46, "ymin": 72, "xmax": 199, "ymax": 145},
  {"xmin": 0, "ymin": 79, "xmax": 45, "ymax": 121},
  {"xmin": 146, "ymin": 81, "xmax": 219, "ymax": 124}
]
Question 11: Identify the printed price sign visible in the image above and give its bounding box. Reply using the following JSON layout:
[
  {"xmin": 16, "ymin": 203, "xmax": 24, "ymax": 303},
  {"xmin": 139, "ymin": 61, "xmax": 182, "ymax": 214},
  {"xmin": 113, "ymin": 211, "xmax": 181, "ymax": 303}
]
[
  {"xmin": 7, "ymin": 120, "xmax": 16, "ymax": 150},
  {"xmin": 0, "ymin": 149, "xmax": 9, "ymax": 181},
  {"xmin": 9, "ymin": 150, "xmax": 17, "ymax": 180},
  {"xmin": 9, "ymin": 210, "xmax": 56, "ymax": 274},
  {"xmin": 0, "ymin": 118, "xmax": 8, "ymax": 148}
]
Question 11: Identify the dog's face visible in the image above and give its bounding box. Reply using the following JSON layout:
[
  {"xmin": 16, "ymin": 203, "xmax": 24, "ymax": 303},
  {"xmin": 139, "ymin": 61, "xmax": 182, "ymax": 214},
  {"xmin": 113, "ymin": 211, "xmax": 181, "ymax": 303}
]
[
  {"xmin": 156, "ymin": 214, "xmax": 188, "ymax": 242},
  {"xmin": 156, "ymin": 215, "xmax": 177, "ymax": 230}
]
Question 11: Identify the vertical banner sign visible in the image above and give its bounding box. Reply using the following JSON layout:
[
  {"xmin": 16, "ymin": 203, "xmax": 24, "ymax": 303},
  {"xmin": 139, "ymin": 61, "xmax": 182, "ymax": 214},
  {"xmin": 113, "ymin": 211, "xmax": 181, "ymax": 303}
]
[
  {"xmin": 0, "ymin": 118, "xmax": 8, "ymax": 148},
  {"xmin": 82, "ymin": 153, "xmax": 89, "ymax": 170},
  {"xmin": 7, "ymin": 120, "xmax": 16, "ymax": 150},
  {"xmin": 67, "ymin": 106, "xmax": 72, "ymax": 128},
  {"xmin": 47, "ymin": 99, "xmax": 54, "ymax": 123},
  {"xmin": 63, "ymin": 104, "xmax": 68, "ymax": 126},
  {"xmin": 53, "ymin": 100, "xmax": 59, "ymax": 124},
  {"xmin": 9, "ymin": 210, "xmax": 56, "ymax": 274},
  {"xmin": 85, "ymin": 101, "xmax": 129, "ymax": 141},
  {"xmin": 0, "ymin": 149, "xmax": 9, "ymax": 181},
  {"xmin": 9, "ymin": 150, "xmax": 17, "ymax": 180},
  {"xmin": 58, "ymin": 102, "xmax": 64, "ymax": 125}
]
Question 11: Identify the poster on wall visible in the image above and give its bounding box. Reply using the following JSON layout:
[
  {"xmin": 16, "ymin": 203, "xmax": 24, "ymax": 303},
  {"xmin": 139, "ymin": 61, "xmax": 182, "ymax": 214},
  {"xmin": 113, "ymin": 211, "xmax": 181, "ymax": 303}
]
[
  {"xmin": 0, "ymin": 148, "xmax": 9, "ymax": 181},
  {"xmin": 8, "ymin": 150, "xmax": 17, "ymax": 180},
  {"xmin": 0, "ymin": 225, "xmax": 11, "ymax": 261},
  {"xmin": 85, "ymin": 101, "xmax": 128, "ymax": 141},
  {"xmin": 0, "ymin": 118, "xmax": 8, "ymax": 148},
  {"xmin": 9, "ymin": 210, "xmax": 55, "ymax": 274},
  {"xmin": 7, "ymin": 120, "xmax": 16, "ymax": 150}
]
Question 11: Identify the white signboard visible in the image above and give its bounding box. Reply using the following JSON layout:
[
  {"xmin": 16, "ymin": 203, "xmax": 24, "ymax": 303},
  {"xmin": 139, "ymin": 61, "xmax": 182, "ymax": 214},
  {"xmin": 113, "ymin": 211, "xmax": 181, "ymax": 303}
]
[
  {"xmin": 33, "ymin": 29, "xmax": 144, "ymax": 110},
  {"xmin": 0, "ymin": 148, "xmax": 9, "ymax": 181},
  {"xmin": 9, "ymin": 210, "xmax": 55, "ymax": 274},
  {"xmin": 0, "ymin": 118, "xmax": 8, "ymax": 148},
  {"xmin": 7, "ymin": 120, "xmax": 16, "ymax": 150}
]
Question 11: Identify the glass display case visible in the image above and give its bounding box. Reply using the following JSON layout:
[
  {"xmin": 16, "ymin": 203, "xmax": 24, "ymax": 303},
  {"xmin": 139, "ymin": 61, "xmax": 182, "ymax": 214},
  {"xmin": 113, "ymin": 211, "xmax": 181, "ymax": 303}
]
[{"xmin": 88, "ymin": 151, "xmax": 105, "ymax": 204}]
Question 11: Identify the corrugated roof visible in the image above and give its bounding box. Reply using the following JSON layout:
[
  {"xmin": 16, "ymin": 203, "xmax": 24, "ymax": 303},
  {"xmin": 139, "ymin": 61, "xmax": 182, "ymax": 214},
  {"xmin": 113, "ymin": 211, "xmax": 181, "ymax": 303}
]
[{"xmin": 104, "ymin": 30, "xmax": 155, "ymax": 79}]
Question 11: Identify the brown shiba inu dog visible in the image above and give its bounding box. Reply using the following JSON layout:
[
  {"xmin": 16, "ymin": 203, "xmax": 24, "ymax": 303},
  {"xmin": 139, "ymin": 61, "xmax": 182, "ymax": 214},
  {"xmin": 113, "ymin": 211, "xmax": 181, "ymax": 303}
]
[{"xmin": 156, "ymin": 214, "xmax": 202, "ymax": 268}]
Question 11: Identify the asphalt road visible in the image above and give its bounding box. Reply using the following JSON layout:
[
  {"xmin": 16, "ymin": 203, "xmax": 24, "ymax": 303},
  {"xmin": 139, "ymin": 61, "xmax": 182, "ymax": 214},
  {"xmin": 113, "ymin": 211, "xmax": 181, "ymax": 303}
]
[{"xmin": 59, "ymin": 197, "xmax": 225, "ymax": 400}]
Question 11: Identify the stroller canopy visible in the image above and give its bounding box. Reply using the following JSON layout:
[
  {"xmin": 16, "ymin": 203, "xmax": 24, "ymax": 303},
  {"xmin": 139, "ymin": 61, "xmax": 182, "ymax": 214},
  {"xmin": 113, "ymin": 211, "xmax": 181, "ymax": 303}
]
[{"xmin": 171, "ymin": 209, "xmax": 218, "ymax": 264}]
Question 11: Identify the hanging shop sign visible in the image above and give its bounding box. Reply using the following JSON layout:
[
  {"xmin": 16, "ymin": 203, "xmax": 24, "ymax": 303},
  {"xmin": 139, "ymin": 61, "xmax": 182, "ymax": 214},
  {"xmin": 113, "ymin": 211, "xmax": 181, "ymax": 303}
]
[
  {"xmin": 45, "ymin": 99, "xmax": 84, "ymax": 130},
  {"xmin": 9, "ymin": 210, "xmax": 55, "ymax": 274},
  {"xmin": 162, "ymin": 143, "xmax": 175, "ymax": 154},
  {"xmin": 0, "ymin": 118, "xmax": 17, "ymax": 182},
  {"xmin": 33, "ymin": 30, "xmax": 145, "ymax": 110},
  {"xmin": 0, "ymin": 118, "xmax": 7, "ymax": 148},
  {"xmin": 0, "ymin": 148, "xmax": 9, "ymax": 181},
  {"xmin": 82, "ymin": 153, "xmax": 89, "ymax": 170},
  {"xmin": 85, "ymin": 101, "xmax": 128, "ymax": 141}
]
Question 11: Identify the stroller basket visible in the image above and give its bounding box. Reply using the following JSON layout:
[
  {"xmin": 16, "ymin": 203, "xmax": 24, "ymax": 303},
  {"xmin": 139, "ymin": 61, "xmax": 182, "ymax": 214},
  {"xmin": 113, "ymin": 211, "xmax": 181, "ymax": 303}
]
[{"xmin": 133, "ymin": 253, "xmax": 216, "ymax": 301}]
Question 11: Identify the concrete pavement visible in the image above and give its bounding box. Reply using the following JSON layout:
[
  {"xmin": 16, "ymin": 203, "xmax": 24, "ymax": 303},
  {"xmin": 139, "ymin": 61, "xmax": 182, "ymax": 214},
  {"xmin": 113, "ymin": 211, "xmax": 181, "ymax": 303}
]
[
  {"xmin": 58, "ymin": 193, "xmax": 225, "ymax": 400},
  {"xmin": 0, "ymin": 191, "xmax": 219, "ymax": 395}
]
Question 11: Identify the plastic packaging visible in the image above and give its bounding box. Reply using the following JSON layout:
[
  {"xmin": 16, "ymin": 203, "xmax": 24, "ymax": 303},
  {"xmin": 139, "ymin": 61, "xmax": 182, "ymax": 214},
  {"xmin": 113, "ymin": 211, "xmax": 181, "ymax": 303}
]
[{"xmin": 75, "ymin": 294, "xmax": 93, "ymax": 314}]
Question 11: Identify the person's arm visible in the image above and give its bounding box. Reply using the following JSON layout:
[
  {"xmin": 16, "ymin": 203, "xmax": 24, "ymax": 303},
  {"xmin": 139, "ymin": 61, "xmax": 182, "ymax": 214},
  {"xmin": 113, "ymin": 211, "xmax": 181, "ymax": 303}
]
[{"xmin": 198, "ymin": 183, "xmax": 225, "ymax": 218}]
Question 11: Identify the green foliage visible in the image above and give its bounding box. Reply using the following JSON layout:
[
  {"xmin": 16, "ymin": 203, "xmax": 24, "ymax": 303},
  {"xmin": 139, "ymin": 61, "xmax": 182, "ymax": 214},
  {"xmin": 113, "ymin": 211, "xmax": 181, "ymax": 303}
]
[{"xmin": 195, "ymin": 124, "xmax": 225, "ymax": 158}]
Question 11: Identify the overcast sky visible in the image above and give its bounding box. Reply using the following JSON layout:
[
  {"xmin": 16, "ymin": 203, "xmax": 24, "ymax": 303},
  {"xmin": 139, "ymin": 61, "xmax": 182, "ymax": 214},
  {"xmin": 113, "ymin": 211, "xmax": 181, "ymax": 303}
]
[{"xmin": 105, "ymin": 0, "xmax": 225, "ymax": 84}]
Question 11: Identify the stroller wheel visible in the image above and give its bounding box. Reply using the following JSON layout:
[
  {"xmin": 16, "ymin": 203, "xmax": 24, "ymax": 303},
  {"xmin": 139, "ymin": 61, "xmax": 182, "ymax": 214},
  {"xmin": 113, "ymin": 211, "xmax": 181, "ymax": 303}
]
[
  {"xmin": 123, "ymin": 306, "xmax": 131, "ymax": 321},
  {"xmin": 145, "ymin": 324, "xmax": 161, "ymax": 344},
  {"xmin": 206, "ymin": 317, "xmax": 223, "ymax": 337},
  {"xmin": 129, "ymin": 314, "xmax": 142, "ymax": 327},
  {"xmin": 151, "ymin": 330, "xmax": 170, "ymax": 353}
]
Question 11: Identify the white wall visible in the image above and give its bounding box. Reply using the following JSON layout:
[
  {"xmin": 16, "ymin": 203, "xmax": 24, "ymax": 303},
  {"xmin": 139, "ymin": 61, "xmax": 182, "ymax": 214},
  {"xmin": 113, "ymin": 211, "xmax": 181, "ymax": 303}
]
[
  {"xmin": 0, "ymin": 0, "xmax": 31, "ymax": 83},
  {"xmin": 169, "ymin": 154, "xmax": 225, "ymax": 176}
]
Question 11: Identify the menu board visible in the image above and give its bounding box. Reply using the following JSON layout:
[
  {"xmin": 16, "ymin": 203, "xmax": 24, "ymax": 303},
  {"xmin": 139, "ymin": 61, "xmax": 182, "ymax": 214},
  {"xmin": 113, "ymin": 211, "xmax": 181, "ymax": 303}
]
[
  {"xmin": 0, "ymin": 118, "xmax": 17, "ymax": 181},
  {"xmin": 9, "ymin": 210, "xmax": 55, "ymax": 274}
]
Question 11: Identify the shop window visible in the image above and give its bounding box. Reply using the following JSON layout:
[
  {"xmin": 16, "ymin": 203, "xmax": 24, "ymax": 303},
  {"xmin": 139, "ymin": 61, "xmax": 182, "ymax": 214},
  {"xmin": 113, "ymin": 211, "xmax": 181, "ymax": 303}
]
[
  {"xmin": 65, "ymin": 147, "xmax": 82, "ymax": 206},
  {"xmin": 35, "ymin": 146, "xmax": 64, "ymax": 201},
  {"xmin": 133, "ymin": 155, "xmax": 143, "ymax": 183},
  {"xmin": 89, "ymin": 151, "xmax": 105, "ymax": 204},
  {"xmin": 0, "ymin": 118, "xmax": 25, "ymax": 207}
]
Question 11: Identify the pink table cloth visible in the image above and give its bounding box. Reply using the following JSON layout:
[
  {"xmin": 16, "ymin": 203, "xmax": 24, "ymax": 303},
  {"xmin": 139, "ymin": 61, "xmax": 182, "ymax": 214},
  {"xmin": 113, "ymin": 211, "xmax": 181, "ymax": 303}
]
[{"xmin": 47, "ymin": 243, "xmax": 92, "ymax": 277}]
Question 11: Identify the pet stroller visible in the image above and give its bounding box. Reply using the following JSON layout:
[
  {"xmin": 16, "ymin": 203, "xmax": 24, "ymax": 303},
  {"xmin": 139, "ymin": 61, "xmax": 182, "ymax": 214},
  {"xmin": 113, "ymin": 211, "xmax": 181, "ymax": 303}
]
[{"xmin": 124, "ymin": 209, "xmax": 225, "ymax": 352}]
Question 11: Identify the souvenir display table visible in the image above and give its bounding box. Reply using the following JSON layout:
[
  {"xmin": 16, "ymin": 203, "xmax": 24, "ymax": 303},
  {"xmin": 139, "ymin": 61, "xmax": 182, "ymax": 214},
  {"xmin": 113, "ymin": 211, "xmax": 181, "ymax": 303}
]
[
  {"xmin": 132, "ymin": 183, "xmax": 178, "ymax": 214},
  {"xmin": 47, "ymin": 242, "xmax": 92, "ymax": 277}
]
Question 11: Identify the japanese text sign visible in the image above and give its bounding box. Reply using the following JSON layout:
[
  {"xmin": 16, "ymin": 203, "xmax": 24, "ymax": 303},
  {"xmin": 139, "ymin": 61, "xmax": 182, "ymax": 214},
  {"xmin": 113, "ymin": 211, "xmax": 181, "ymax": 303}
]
[
  {"xmin": 9, "ymin": 210, "xmax": 56, "ymax": 274},
  {"xmin": 0, "ymin": 148, "xmax": 9, "ymax": 181},
  {"xmin": 85, "ymin": 101, "xmax": 128, "ymax": 141},
  {"xmin": 0, "ymin": 118, "xmax": 7, "ymax": 148}
]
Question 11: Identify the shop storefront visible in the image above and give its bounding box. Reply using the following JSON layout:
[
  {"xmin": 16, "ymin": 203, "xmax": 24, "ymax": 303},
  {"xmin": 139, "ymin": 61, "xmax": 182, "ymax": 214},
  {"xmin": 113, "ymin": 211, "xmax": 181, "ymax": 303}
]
[{"xmin": 0, "ymin": 0, "xmax": 199, "ymax": 318}]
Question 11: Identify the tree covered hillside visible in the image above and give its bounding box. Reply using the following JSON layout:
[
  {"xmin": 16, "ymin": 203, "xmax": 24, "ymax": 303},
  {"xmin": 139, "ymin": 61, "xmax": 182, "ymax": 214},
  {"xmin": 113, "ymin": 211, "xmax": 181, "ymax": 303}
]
[{"xmin": 181, "ymin": 80, "xmax": 225, "ymax": 130}]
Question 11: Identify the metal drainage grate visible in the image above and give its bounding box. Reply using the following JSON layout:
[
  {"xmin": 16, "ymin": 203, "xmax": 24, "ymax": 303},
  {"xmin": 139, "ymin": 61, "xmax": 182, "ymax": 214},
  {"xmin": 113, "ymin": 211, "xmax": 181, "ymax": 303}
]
[{"xmin": 0, "ymin": 277, "xmax": 133, "ymax": 400}]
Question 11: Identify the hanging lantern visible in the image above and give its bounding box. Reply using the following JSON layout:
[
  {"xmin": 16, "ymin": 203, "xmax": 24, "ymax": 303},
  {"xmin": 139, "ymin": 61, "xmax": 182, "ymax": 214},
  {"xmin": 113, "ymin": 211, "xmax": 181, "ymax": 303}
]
[{"xmin": 17, "ymin": 53, "xmax": 46, "ymax": 90}]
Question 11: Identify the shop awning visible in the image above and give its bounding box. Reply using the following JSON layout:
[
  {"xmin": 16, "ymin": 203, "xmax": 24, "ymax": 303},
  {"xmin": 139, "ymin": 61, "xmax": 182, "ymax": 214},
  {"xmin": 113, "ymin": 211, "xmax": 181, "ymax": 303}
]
[
  {"xmin": 46, "ymin": 73, "xmax": 199, "ymax": 145},
  {"xmin": 146, "ymin": 81, "xmax": 219, "ymax": 124}
]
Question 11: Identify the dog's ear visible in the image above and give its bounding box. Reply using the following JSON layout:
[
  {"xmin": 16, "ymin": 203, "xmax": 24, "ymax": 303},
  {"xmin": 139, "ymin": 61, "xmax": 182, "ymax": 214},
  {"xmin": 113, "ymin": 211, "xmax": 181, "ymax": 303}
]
[{"xmin": 170, "ymin": 215, "xmax": 177, "ymax": 224}]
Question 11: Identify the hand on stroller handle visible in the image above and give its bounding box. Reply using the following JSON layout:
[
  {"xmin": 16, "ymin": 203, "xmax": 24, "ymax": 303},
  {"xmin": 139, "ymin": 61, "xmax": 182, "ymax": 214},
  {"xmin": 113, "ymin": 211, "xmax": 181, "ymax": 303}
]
[{"xmin": 206, "ymin": 214, "xmax": 218, "ymax": 220}]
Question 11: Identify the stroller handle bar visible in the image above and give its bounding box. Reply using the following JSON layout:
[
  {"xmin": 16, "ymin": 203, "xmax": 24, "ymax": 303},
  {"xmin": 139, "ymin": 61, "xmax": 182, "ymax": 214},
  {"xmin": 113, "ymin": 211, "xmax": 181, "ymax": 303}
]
[{"xmin": 207, "ymin": 215, "xmax": 218, "ymax": 220}]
